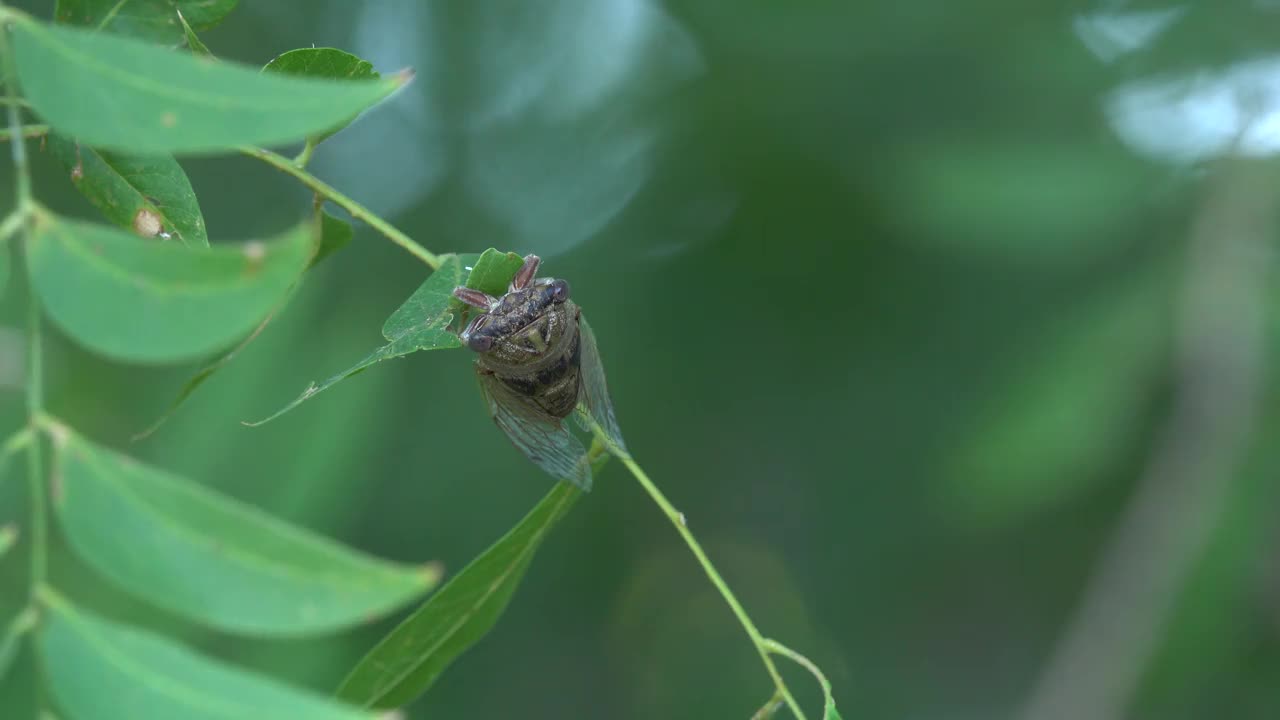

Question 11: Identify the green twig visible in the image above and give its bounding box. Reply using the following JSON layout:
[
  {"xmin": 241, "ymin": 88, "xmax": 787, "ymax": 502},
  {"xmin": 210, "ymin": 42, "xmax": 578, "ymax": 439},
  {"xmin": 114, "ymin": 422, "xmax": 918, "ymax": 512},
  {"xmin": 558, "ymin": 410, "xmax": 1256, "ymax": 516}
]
[
  {"xmin": 240, "ymin": 145, "xmax": 441, "ymax": 269},
  {"xmin": 1, "ymin": 3, "xmax": 43, "ymax": 610},
  {"xmin": 588, "ymin": 422, "xmax": 809, "ymax": 720},
  {"xmin": 0, "ymin": 123, "xmax": 46, "ymax": 142}
]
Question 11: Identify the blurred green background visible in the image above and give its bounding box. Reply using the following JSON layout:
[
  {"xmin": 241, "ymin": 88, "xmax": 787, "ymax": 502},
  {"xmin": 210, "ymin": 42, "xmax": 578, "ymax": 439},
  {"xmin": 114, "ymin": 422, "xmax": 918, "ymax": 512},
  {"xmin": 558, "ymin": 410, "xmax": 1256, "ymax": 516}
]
[{"xmin": 3, "ymin": 0, "xmax": 1280, "ymax": 718}]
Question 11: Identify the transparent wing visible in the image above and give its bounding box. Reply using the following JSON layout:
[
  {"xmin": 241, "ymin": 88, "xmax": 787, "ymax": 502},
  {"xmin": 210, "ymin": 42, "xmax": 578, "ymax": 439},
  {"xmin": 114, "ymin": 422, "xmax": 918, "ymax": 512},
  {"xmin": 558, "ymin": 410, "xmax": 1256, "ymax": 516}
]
[
  {"xmin": 479, "ymin": 370, "xmax": 593, "ymax": 491},
  {"xmin": 574, "ymin": 314, "xmax": 626, "ymax": 452}
]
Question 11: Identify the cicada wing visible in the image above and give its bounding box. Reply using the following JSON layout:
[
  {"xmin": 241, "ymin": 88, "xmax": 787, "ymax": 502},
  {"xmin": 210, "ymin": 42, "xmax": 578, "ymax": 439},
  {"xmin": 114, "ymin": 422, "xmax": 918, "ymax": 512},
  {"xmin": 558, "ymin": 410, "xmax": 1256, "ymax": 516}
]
[
  {"xmin": 478, "ymin": 370, "xmax": 593, "ymax": 491},
  {"xmin": 574, "ymin": 314, "xmax": 625, "ymax": 452}
]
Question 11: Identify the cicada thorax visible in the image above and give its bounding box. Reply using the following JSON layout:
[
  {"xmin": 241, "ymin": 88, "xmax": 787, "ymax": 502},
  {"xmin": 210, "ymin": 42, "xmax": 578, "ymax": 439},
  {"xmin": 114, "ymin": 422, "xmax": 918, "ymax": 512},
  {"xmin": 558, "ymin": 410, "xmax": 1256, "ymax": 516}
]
[{"xmin": 475, "ymin": 297, "xmax": 583, "ymax": 420}]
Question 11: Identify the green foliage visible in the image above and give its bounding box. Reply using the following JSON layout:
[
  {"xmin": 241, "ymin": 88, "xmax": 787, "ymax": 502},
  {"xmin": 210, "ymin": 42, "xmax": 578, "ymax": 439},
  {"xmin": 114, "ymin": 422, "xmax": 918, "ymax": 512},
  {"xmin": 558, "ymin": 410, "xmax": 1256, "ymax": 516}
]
[
  {"xmin": 54, "ymin": 0, "xmax": 238, "ymax": 44},
  {"xmin": 48, "ymin": 422, "xmax": 439, "ymax": 635},
  {"xmin": 338, "ymin": 478, "xmax": 583, "ymax": 708},
  {"xmin": 26, "ymin": 217, "xmax": 311, "ymax": 363},
  {"xmin": 12, "ymin": 19, "xmax": 405, "ymax": 153},
  {"xmin": 248, "ymin": 254, "xmax": 465, "ymax": 425},
  {"xmin": 263, "ymin": 48, "xmax": 379, "ymax": 146},
  {"xmin": 47, "ymin": 133, "xmax": 208, "ymax": 247},
  {"xmin": 0, "ymin": 4, "xmax": 837, "ymax": 718},
  {"xmin": 312, "ymin": 210, "xmax": 353, "ymax": 268},
  {"xmin": 39, "ymin": 590, "xmax": 376, "ymax": 720}
]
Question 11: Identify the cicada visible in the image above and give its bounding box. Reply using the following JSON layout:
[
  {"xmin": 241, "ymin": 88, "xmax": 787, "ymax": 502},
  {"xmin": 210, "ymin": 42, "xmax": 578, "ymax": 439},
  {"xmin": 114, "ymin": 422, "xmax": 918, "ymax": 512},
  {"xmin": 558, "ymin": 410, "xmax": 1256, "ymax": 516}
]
[{"xmin": 452, "ymin": 254, "xmax": 623, "ymax": 490}]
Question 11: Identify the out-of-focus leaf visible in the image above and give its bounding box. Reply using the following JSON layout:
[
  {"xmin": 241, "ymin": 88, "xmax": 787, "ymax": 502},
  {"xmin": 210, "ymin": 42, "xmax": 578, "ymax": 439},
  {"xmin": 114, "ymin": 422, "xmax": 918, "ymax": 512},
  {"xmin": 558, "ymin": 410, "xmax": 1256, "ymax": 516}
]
[
  {"xmin": 13, "ymin": 20, "xmax": 408, "ymax": 154},
  {"xmin": 26, "ymin": 217, "xmax": 311, "ymax": 364},
  {"xmin": 337, "ymin": 480, "xmax": 581, "ymax": 708},
  {"xmin": 940, "ymin": 268, "xmax": 1172, "ymax": 525},
  {"xmin": 0, "ymin": 609, "xmax": 35, "ymax": 682},
  {"xmin": 0, "ymin": 524, "xmax": 15, "ymax": 558},
  {"xmin": 175, "ymin": 8, "xmax": 212, "ymax": 56},
  {"xmin": 247, "ymin": 255, "xmax": 465, "ymax": 426},
  {"xmin": 46, "ymin": 424, "xmax": 441, "ymax": 636},
  {"xmin": 463, "ymin": 248, "xmax": 524, "ymax": 296},
  {"xmin": 310, "ymin": 210, "xmax": 353, "ymax": 268},
  {"xmin": 132, "ymin": 308, "xmax": 282, "ymax": 441},
  {"xmin": 0, "ymin": 241, "xmax": 8, "ymax": 298},
  {"xmin": 54, "ymin": 0, "xmax": 239, "ymax": 45},
  {"xmin": 47, "ymin": 133, "xmax": 208, "ymax": 247},
  {"xmin": 263, "ymin": 48, "xmax": 379, "ymax": 145},
  {"xmin": 38, "ymin": 590, "xmax": 379, "ymax": 719},
  {"xmin": 885, "ymin": 140, "xmax": 1153, "ymax": 263}
]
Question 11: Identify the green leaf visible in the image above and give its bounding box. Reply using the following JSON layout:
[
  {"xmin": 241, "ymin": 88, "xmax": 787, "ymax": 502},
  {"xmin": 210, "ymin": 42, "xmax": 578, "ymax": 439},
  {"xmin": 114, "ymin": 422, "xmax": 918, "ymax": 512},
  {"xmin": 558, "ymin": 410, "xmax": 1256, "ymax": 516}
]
[
  {"xmin": 263, "ymin": 49, "xmax": 379, "ymax": 145},
  {"xmin": 0, "ymin": 524, "xmax": 15, "ymax": 558},
  {"xmin": 38, "ymin": 590, "xmax": 378, "ymax": 720},
  {"xmin": 176, "ymin": 8, "xmax": 212, "ymax": 56},
  {"xmin": 463, "ymin": 249, "xmax": 524, "ymax": 296},
  {"xmin": 13, "ymin": 20, "xmax": 409, "ymax": 154},
  {"xmin": 0, "ymin": 609, "xmax": 36, "ymax": 682},
  {"xmin": 54, "ymin": 0, "xmax": 238, "ymax": 45},
  {"xmin": 247, "ymin": 255, "xmax": 465, "ymax": 426},
  {"xmin": 46, "ymin": 423, "xmax": 441, "ymax": 636},
  {"xmin": 311, "ymin": 210, "xmax": 353, "ymax": 268},
  {"xmin": 0, "ymin": 240, "xmax": 8, "ymax": 298},
  {"xmin": 132, "ymin": 308, "xmax": 282, "ymax": 441},
  {"xmin": 26, "ymin": 216, "xmax": 312, "ymax": 364},
  {"xmin": 337, "ymin": 481, "xmax": 581, "ymax": 708},
  {"xmin": 48, "ymin": 133, "xmax": 208, "ymax": 247}
]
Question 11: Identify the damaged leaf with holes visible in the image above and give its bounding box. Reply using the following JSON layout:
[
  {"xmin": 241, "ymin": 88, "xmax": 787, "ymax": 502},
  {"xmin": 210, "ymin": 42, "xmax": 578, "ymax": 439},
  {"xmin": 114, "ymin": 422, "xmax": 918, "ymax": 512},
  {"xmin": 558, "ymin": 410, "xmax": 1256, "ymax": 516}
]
[{"xmin": 48, "ymin": 133, "xmax": 208, "ymax": 247}]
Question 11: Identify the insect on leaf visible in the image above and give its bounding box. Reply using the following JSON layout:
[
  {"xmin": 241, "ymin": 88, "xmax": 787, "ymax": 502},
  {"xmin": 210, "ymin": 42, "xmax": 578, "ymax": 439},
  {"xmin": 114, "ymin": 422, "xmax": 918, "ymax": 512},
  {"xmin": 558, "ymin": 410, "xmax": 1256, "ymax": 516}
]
[
  {"xmin": 39, "ymin": 589, "xmax": 380, "ymax": 720},
  {"xmin": 463, "ymin": 249, "xmax": 525, "ymax": 296},
  {"xmin": 47, "ymin": 422, "xmax": 441, "ymax": 635},
  {"xmin": 246, "ymin": 255, "xmax": 466, "ymax": 426}
]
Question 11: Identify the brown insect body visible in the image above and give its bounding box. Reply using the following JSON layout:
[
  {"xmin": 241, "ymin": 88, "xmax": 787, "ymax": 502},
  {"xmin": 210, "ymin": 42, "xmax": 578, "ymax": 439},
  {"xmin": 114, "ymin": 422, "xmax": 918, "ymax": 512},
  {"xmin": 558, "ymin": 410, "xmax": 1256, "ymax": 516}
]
[
  {"xmin": 471, "ymin": 285, "xmax": 581, "ymax": 420},
  {"xmin": 453, "ymin": 254, "xmax": 623, "ymax": 491}
]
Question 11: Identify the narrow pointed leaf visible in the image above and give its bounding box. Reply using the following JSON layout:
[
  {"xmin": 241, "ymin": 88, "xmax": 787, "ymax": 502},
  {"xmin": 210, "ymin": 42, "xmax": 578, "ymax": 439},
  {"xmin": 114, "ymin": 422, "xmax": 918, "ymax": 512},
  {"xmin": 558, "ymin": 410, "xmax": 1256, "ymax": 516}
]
[
  {"xmin": 248, "ymin": 255, "xmax": 465, "ymax": 426},
  {"xmin": 338, "ymin": 480, "xmax": 583, "ymax": 708},
  {"xmin": 47, "ymin": 424, "xmax": 441, "ymax": 635},
  {"xmin": 54, "ymin": 0, "xmax": 239, "ymax": 45},
  {"xmin": 26, "ymin": 217, "xmax": 311, "ymax": 364},
  {"xmin": 39, "ymin": 591, "xmax": 377, "ymax": 720},
  {"xmin": 13, "ymin": 20, "xmax": 408, "ymax": 154},
  {"xmin": 48, "ymin": 133, "xmax": 208, "ymax": 247},
  {"xmin": 176, "ymin": 9, "xmax": 212, "ymax": 56},
  {"xmin": 264, "ymin": 49, "xmax": 379, "ymax": 145}
]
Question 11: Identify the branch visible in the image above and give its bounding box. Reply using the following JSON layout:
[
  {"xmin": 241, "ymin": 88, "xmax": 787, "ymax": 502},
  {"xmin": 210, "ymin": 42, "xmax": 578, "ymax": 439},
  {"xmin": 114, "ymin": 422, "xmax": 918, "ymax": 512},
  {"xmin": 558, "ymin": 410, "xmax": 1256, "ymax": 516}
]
[{"xmin": 1019, "ymin": 159, "xmax": 1275, "ymax": 720}]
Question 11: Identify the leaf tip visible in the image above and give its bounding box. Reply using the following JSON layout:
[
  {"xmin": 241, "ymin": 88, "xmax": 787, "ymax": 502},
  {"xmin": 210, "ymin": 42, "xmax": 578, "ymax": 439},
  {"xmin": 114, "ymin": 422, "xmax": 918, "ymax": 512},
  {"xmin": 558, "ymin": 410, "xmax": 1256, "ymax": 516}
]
[
  {"xmin": 392, "ymin": 68, "xmax": 415, "ymax": 87},
  {"xmin": 420, "ymin": 560, "xmax": 445, "ymax": 586}
]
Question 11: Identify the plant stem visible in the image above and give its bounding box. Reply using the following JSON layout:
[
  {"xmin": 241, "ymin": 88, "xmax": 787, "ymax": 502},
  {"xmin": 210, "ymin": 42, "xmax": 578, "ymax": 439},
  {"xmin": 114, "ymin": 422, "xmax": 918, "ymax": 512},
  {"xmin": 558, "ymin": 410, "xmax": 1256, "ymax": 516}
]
[
  {"xmin": 0, "ymin": 123, "xmax": 46, "ymax": 142},
  {"xmin": 589, "ymin": 423, "xmax": 808, "ymax": 719},
  {"xmin": 1, "ymin": 3, "xmax": 43, "ymax": 608},
  {"xmin": 240, "ymin": 145, "xmax": 441, "ymax": 270}
]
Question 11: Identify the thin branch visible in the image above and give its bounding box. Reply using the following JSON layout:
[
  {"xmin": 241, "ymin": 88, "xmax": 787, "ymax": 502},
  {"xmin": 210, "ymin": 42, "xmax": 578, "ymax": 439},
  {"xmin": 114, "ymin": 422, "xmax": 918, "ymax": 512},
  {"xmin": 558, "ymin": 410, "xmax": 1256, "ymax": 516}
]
[
  {"xmin": 588, "ymin": 422, "xmax": 810, "ymax": 720},
  {"xmin": 1019, "ymin": 160, "xmax": 1275, "ymax": 720},
  {"xmin": 0, "ymin": 123, "xmax": 46, "ymax": 141},
  {"xmin": 240, "ymin": 145, "xmax": 441, "ymax": 270}
]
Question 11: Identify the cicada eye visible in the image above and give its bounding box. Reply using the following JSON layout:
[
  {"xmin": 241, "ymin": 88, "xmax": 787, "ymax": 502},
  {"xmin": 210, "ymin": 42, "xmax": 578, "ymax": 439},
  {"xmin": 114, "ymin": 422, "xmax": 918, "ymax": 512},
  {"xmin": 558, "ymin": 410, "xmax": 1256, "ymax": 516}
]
[
  {"xmin": 550, "ymin": 279, "xmax": 570, "ymax": 304},
  {"xmin": 467, "ymin": 334, "xmax": 495, "ymax": 352}
]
